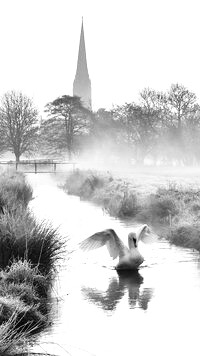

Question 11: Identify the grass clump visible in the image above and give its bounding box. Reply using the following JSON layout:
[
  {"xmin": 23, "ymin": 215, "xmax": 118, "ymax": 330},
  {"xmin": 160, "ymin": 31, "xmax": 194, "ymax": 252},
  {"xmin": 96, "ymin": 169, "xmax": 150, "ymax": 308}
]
[
  {"xmin": 63, "ymin": 169, "xmax": 107, "ymax": 199},
  {"xmin": 0, "ymin": 209, "xmax": 64, "ymax": 275},
  {"xmin": 168, "ymin": 224, "xmax": 200, "ymax": 251},
  {"xmin": 0, "ymin": 171, "xmax": 65, "ymax": 354},
  {"xmin": 64, "ymin": 170, "xmax": 139, "ymax": 218},
  {"xmin": 144, "ymin": 193, "xmax": 179, "ymax": 221},
  {"xmin": 0, "ymin": 260, "xmax": 50, "ymax": 355},
  {"xmin": 2, "ymin": 260, "xmax": 48, "ymax": 298},
  {"xmin": 103, "ymin": 189, "xmax": 138, "ymax": 217},
  {"xmin": 0, "ymin": 310, "xmax": 35, "ymax": 355},
  {"xmin": 0, "ymin": 172, "xmax": 33, "ymax": 212}
]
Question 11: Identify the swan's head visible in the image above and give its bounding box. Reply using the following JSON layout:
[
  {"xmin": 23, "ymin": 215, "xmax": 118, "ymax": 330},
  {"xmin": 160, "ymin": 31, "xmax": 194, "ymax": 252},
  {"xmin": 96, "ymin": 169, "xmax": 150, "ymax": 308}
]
[{"xmin": 128, "ymin": 232, "xmax": 137, "ymax": 249}]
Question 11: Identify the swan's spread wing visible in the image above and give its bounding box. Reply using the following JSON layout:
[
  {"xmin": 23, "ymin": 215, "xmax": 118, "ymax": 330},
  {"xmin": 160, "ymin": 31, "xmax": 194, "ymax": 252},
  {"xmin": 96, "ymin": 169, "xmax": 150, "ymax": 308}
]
[
  {"xmin": 79, "ymin": 229, "xmax": 127, "ymax": 260},
  {"xmin": 106, "ymin": 230, "xmax": 127, "ymax": 259},
  {"xmin": 136, "ymin": 224, "xmax": 157, "ymax": 243}
]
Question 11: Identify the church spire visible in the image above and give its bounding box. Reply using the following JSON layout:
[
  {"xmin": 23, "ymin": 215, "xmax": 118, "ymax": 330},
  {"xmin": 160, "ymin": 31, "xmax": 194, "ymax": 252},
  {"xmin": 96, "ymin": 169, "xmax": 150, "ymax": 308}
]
[{"xmin": 73, "ymin": 18, "xmax": 92, "ymax": 110}]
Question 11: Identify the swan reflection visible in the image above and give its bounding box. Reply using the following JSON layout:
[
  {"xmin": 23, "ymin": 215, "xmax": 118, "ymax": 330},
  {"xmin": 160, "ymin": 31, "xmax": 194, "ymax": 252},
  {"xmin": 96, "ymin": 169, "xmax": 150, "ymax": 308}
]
[{"xmin": 82, "ymin": 270, "xmax": 153, "ymax": 312}]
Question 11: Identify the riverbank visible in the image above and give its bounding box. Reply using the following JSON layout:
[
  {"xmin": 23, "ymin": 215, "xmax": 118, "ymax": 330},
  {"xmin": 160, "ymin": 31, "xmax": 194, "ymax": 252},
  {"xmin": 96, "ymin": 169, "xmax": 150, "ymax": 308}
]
[
  {"xmin": 0, "ymin": 172, "xmax": 64, "ymax": 355},
  {"xmin": 62, "ymin": 169, "xmax": 200, "ymax": 251}
]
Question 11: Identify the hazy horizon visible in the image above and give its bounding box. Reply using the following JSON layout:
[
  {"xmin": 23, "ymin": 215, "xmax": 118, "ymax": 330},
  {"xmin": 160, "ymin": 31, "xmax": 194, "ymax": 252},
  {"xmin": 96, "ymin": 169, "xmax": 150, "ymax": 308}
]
[{"xmin": 0, "ymin": 0, "xmax": 200, "ymax": 115}]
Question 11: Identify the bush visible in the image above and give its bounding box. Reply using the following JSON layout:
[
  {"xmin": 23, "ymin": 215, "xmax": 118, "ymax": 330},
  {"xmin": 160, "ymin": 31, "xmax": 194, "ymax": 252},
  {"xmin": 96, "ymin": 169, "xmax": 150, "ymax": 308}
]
[
  {"xmin": 0, "ymin": 282, "xmax": 39, "ymax": 306},
  {"xmin": 168, "ymin": 224, "xmax": 200, "ymax": 251},
  {"xmin": 105, "ymin": 190, "xmax": 138, "ymax": 217},
  {"xmin": 2, "ymin": 260, "xmax": 48, "ymax": 298},
  {"xmin": 64, "ymin": 171, "xmax": 139, "ymax": 218},
  {"xmin": 0, "ymin": 210, "xmax": 64, "ymax": 275},
  {"xmin": 146, "ymin": 194, "xmax": 179, "ymax": 220},
  {"xmin": 0, "ymin": 296, "xmax": 47, "ymax": 334},
  {"xmin": 0, "ymin": 172, "xmax": 33, "ymax": 212},
  {"xmin": 0, "ymin": 260, "xmax": 50, "ymax": 342},
  {"xmin": 63, "ymin": 169, "xmax": 107, "ymax": 198}
]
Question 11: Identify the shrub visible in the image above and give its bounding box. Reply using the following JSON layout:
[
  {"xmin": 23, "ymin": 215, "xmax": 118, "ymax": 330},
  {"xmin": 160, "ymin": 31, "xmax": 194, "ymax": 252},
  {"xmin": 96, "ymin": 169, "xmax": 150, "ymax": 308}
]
[
  {"xmin": 0, "ymin": 210, "xmax": 64, "ymax": 275},
  {"xmin": 106, "ymin": 190, "xmax": 138, "ymax": 217},
  {"xmin": 63, "ymin": 169, "xmax": 107, "ymax": 198},
  {"xmin": 0, "ymin": 260, "xmax": 50, "ymax": 344},
  {"xmin": 2, "ymin": 260, "xmax": 48, "ymax": 298},
  {"xmin": 0, "ymin": 295, "xmax": 47, "ymax": 335},
  {"xmin": 191, "ymin": 202, "xmax": 200, "ymax": 213},
  {"xmin": 146, "ymin": 194, "xmax": 179, "ymax": 220},
  {"xmin": 0, "ymin": 172, "xmax": 33, "ymax": 212},
  {"xmin": 0, "ymin": 282, "xmax": 39, "ymax": 306},
  {"xmin": 79, "ymin": 175, "xmax": 105, "ymax": 199},
  {"xmin": 63, "ymin": 169, "xmax": 87, "ymax": 195},
  {"xmin": 168, "ymin": 224, "xmax": 200, "ymax": 251}
]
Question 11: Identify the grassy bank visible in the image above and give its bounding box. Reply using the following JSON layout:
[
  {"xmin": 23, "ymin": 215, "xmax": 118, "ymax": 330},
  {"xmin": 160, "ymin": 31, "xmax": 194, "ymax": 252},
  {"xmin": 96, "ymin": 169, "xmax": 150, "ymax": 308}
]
[
  {"xmin": 0, "ymin": 172, "xmax": 33, "ymax": 212},
  {"xmin": 0, "ymin": 172, "xmax": 64, "ymax": 355},
  {"xmin": 63, "ymin": 169, "xmax": 200, "ymax": 252}
]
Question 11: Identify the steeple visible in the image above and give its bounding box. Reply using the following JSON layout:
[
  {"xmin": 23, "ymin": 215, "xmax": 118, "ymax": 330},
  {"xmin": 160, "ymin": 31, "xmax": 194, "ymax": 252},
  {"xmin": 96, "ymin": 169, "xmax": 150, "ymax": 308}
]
[{"xmin": 73, "ymin": 18, "xmax": 92, "ymax": 110}]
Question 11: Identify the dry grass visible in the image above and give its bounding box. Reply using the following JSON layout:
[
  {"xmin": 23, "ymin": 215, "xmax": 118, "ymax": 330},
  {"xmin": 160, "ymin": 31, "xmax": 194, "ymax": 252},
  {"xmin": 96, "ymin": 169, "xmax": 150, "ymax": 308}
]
[
  {"xmin": 0, "ymin": 310, "xmax": 31, "ymax": 355},
  {"xmin": 0, "ymin": 260, "xmax": 52, "ymax": 355},
  {"xmin": 0, "ymin": 209, "xmax": 64, "ymax": 275},
  {"xmin": 169, "ymin": 224, "xmax": 200, "ymax": 251},
  {"xmin": 64, "ymin": 169, "xmax": 200, "ymax": 251},
  {"xmin": 0, "ymin": 172, "xmax": 65, "ymax": 354},
  {"xmin": 0, "ymin": 172, "xmax": 33, "ymax": 212},
  {"xmin": 63, "ymin": 170, "xmax": 139, "ymax": 217}
]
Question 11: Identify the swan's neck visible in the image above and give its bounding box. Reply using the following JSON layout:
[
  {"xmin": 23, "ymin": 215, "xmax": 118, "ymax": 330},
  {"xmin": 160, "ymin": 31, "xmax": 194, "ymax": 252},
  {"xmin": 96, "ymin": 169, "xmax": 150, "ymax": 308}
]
[{"xmin": 128, "ymin": 236, "xmax": 137, "ymax": 250}]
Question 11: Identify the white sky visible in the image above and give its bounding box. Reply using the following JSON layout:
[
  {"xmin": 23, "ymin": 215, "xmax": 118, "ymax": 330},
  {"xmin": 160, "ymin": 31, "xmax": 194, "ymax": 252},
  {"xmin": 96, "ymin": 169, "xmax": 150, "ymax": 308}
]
[{"xmin": 0, "ymin": 0, "xmax": 200, "ymax": 114}]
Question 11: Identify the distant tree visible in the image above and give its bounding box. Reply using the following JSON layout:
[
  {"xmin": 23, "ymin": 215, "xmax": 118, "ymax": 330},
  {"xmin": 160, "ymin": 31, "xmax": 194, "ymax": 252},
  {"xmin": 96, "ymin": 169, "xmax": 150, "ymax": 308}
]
[
  {"xmin": 139, "ymin": 84, "xmax": 198, "ymax": 130},
  {"xmin": 42, "ymin": 95, "xmax": 91, "ymax": 159},
  {"xmin": 83, "ymin": 108, "xmax": 121, "ymax": 166},
  {"xmin": 167, "ymin": 83, "xmax": 197, "ymax": 130},
  {"xmin": 112, "ymin": 101, "xmax": 160, "ymax": 165},
  {"xmin": 0, "ymin": 91, "xmax": 39, "ymax": 161},
  {"xmin": 156, "ymin": 84, "xmax": 199, "ymax": 164},
  {"xmin": 181, "ymin": 106, "xmax": 200, "ymax": 165},
  {"xmin": 90, "ymin": 108, "xmax": 118, "ymax": 144},
  {"xmin": 138, "ymin": 85, "xmax": 200, "ymax": 165}
]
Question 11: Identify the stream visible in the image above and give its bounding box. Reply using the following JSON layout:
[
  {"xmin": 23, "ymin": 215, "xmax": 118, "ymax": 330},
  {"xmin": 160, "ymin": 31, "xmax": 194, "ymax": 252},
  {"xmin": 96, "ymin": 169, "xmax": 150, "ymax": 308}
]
[{"xmin": 27, "ymin": 173, "xmax": 200, "ymax": 356}]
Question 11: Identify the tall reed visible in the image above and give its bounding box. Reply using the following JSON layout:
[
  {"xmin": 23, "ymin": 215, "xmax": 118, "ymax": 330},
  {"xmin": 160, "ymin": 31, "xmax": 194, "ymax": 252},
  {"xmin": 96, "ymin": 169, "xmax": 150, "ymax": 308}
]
[
  {"xmin": 0, "ymin": 171, "xmax": 66, "ymax": 354},
  {"xmin": 0, "ymin": 209, "xmax": 65, "ymax": 275},
  {"xmin": 0, "ymin": 172, "xmax": 33, "ymax": 212}
]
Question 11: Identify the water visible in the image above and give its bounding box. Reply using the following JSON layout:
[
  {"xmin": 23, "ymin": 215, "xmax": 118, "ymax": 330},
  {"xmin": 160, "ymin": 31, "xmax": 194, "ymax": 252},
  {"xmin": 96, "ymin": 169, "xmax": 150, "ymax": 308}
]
[{"xmin": 27, "ymin": 174, "xmax": 200, "ymax": 356}]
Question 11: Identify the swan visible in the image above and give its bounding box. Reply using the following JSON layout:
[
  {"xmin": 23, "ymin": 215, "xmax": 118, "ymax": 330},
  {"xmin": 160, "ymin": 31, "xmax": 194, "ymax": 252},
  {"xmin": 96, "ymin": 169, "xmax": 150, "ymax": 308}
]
[{"xmin": 79, "ymin": 224, "xmax": 156, "ymax": 270}]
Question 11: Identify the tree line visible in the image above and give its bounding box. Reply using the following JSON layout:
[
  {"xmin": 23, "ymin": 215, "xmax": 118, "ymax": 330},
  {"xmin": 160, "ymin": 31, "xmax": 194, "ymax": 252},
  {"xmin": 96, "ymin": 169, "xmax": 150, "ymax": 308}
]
[{"xmin": 0, "ymin": 84, "xmax": 200, "ymax": 166}]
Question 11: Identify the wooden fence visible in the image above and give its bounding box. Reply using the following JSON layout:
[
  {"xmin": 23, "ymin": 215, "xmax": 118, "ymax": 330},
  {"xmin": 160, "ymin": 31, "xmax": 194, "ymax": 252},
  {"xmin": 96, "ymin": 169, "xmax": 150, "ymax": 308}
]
[{"xmin": 0, "ymin": 160, "xmax": 77, "ymax": 173}]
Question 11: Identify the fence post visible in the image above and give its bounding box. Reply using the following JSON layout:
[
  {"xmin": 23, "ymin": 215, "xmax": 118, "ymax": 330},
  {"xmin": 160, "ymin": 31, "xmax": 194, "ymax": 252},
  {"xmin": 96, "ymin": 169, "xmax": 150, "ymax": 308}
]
[
  {"xmin": 169, "ymin": 212, "xmax": 172, "ymax": 227},
  {"xmin": 34, "ymin": 163, "xmax": 37, "ymax": 174},
  {"xmin": 54, "ymin": 163, "xmax": 56, "ymax": 172}
]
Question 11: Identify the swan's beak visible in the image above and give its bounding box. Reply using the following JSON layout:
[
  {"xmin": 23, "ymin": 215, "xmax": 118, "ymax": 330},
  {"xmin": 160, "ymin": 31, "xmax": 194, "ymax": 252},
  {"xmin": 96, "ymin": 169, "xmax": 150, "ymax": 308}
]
[{"xmin": 133, "ymin": 238, "xmax": 137, "ymax": 248}]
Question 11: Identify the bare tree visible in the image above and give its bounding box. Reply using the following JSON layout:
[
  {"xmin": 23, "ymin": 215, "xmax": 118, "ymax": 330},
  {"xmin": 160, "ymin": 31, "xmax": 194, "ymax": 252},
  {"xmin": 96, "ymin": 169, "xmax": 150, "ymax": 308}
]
[
  {"xmin": 167, "ymin": 83, "xmax": 197, "ymax": 130},
  {"xmin": 138, "ymin": 85, "xmax": 200, "ymax": 164},
  {"xmin": 0, "ymin": 91, "xmax": 39, "ymax": 161}
]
